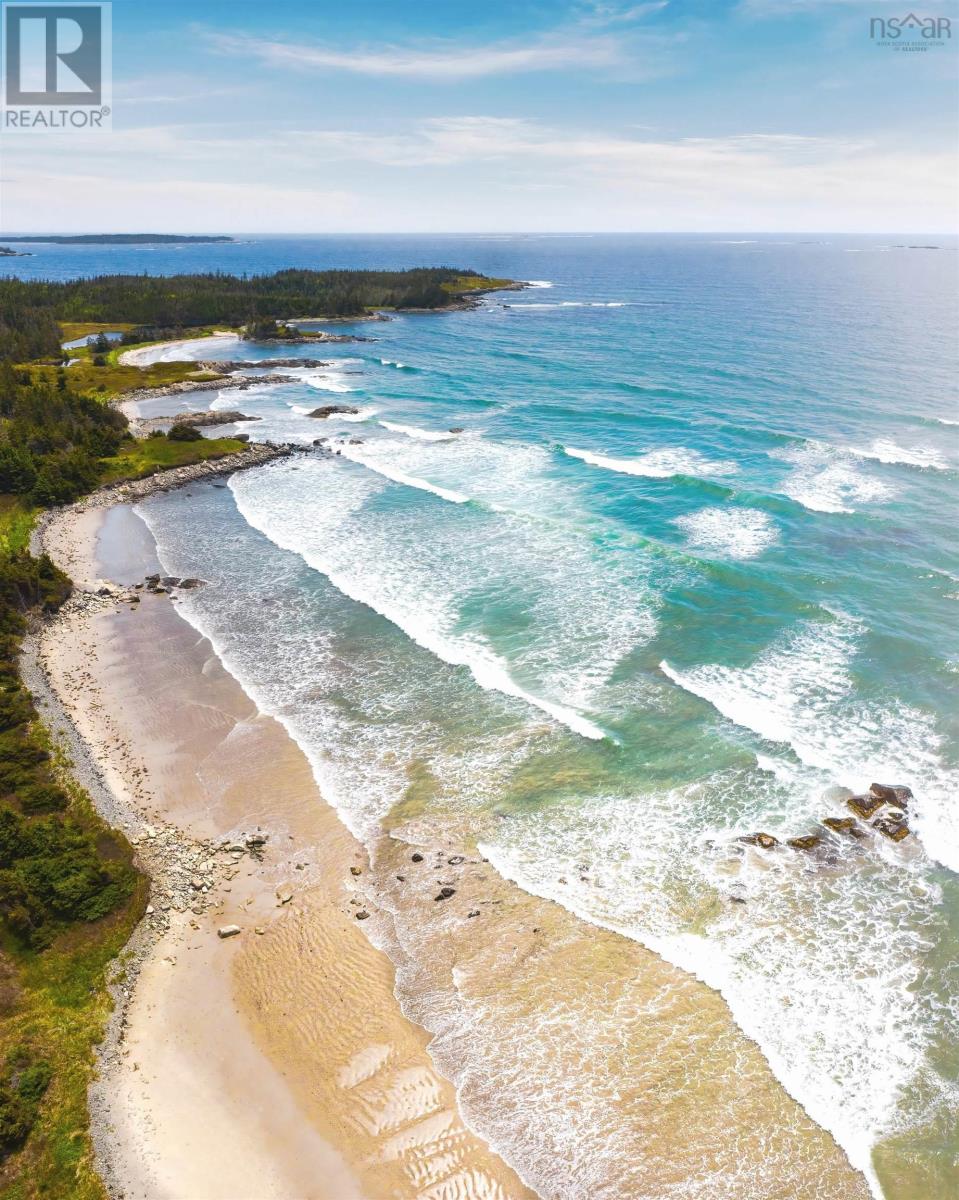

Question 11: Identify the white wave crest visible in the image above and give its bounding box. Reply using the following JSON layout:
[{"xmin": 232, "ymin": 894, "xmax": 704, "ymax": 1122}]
[
  {"xmin": 849, "ymin": 439, "xmax": 950, "ymax": 471},
  {"xmin": 336, "ymin": 443, "xmax": 470, "ymax": 503},
  {"xmin": 564, "ymin": 445, "xmax": 739, "ymax": 479},
  {"xmin": 379, "ymin": 420, "xmax": 458, "ymax": 442}
]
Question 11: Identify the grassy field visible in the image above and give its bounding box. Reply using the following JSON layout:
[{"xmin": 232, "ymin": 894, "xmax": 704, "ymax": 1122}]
[
  {"xmin": 0, "ymin": 499, "xmax": 36, "ymax": 556},
  {"xmin": 30, "ymin": 359, "xmax": 221, "ymax": 400},
  {"xmin": 97, "ymin": 436, "xmax": 249, "ymax": 484},
  {"xmin": 442, "ymin": 274, "xmax": 514, "ymax": 294}
]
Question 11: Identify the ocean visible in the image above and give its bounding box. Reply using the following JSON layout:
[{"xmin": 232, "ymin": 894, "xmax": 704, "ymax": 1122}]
[{"xmin": 18, "ymin": 234, "xmax": 958, "ymax": 1197}]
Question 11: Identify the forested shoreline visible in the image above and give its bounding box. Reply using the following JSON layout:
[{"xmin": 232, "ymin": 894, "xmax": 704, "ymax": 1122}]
[{"xmin": 0, "ymin": 267, "xmax": 508, "ymax": 351}]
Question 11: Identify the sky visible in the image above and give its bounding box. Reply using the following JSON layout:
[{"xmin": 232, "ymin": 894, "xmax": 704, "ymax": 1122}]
[{"xmin": 0, "ymin": 0, "xmax": 956, "ymax": 233}]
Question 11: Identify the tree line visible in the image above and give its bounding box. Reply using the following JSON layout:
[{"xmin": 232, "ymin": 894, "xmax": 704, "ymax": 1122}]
[{"xmin": 0, "ymin": 266, "xmax": 486, "ymax": 337}]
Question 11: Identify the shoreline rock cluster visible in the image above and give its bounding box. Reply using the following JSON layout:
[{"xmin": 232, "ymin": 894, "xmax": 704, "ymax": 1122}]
[
  {"xmin": 139, "ymin": 409, "xmax": 262, "ymax": 431},
  {"xmin": 739, "ymin": 781, "xmax": 914, "ymax": 856},
  {"xmin": 123, "ymin": 373, "xmax": 299, "ymax": 403},
  {"xmin": 193, "ymin": 357, "xmax": 333, "ymax": 371}
]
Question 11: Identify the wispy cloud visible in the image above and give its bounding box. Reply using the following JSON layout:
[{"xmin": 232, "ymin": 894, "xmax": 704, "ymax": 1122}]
[
  {"xmin": 208, "ymin": 30, "xmax": 626, "ymax": 80},
  {"xmin": 578, "ymin": 2, "xmax": 670, "ymax": 26}
]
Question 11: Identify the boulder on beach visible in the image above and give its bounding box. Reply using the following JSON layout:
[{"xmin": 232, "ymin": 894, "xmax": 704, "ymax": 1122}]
[
  {"xmin": 217, "ymin": 925, "xmax": 241, "ymax": 938},
  {"xmin": 307, "ymin": 404, "xmax": 360, "ymax": 419}
]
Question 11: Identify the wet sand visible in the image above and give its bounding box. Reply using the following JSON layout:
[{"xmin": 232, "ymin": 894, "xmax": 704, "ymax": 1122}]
[
  {"xmin": 33, "ymin": 500, "xmax": 535, "ymax": 1200},
  {"xmin": 31, "ymin": 487, "xmax": 874, "ymax": 1200}
]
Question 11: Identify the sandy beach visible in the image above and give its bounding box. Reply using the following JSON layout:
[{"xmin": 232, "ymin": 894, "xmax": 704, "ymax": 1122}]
[
  {"xmin": 22, "ymin": 462, "xmax": 879, "ymax": 1200},
  {"xmin": 28, "ymin": 494, "xmax": 537, "ymax": 1200},
  {"xmin": 118, "ymin": 332, "xmax": 241, "ymax": 367}
]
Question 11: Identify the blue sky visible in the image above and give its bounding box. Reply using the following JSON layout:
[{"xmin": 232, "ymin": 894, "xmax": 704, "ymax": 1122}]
[{"xmin": 1, "ymin": 0, "xmax": 956, "ymax": 231}]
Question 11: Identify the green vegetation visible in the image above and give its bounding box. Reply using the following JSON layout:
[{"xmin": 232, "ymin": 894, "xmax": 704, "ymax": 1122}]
[
  {"xmin": 0, "ymin": 259, "xmax": 511, "ymax": 1192},
  {"xmin": 0, "ymin": 266, "xmax": 512, "ymax": 331},
  {"xmin": 0, "ymin": 317, "xmax": 171, "ymax": 1196},
  {"xmin": 0, "ymin": 517, "xmax": 144, "ymax": 1196},
  {"xmin": 97, "ymin": 434, "xmax": 246, "ymax": 484},
  {"xmin": 58, "ymin": 323, "xmax": 135, "ymax": 342},
  {"xmin": 32, "ymin": 358, "xmax": 217, "ymax": 402}
]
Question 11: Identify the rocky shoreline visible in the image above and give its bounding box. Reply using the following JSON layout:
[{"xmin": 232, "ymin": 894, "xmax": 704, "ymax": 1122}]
[
  {"xmin": 31, "ymin": 445, "xmax": 299, "ymax": 552},
  {"xmin": 122, "ymin": 372, "xmax": 299, "ymax": 404}
]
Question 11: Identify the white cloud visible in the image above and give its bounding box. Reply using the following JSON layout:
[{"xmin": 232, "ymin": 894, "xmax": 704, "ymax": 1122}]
[
  {"xmin": 208, "ymin": 30, "xmax": 626, "ymax": 80},
  {"xmin": 0, "ymin": 116, "xmax": 953, "ymax": 234}
]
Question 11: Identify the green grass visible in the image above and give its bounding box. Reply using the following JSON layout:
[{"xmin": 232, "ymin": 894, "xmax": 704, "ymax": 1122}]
[
  {"xmin": 0, "ymin": 500, "xmax": 36, "ymax": 556},
  {"xmin": 28, "ymin": 360, "xmax": 221, "ymax": 401},
  {"xmin": 442, "ymin": 274, "xmax": 515, "ymax": 294},
  {"xmin": 97, "ymin": 436, "xmax": 248, "ymax": 485}
]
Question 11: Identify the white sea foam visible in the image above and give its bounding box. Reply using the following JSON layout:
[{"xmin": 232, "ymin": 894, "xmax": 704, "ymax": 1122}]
[
  {"xmin": 287, "ymin": 402, "xmax": 377, "ymax": 424},
  {"xmin": 336, "ymin": 445, "xmax": 470, "ymax": 504},
  {"xmin": 564, "ymin": 445, "xmax": 739, "ymax": 479},
  {"xmin": 849, "ymin": 439, "xmax": 950, "ymax": 471},
  {"xmin": 227, "ymin": 452, "xmax": 659, "ymax": 740},
  {"xmin": 379, "ymin": 420, "xmax": 458, "ymax": 442},
  {"xmin": 378, "ymin": 358, "xmax": 414, "ymax": 369},
  {"xmin": 774, "ymin": 441, "xmax": 892, "ymax": 512},
  {"xmin": 674, "ymin": 508, "xmax": 778, "ymax": 559},
  {"xmin": 525, "ymin": 280, "xmax": 554, "ymax": 288},
  {"xmin": 230, "ymin": 463, "xmax": 606, "ymax": 739},
  {"xmin": 660, "ymin": 613, "xmax": 959, "ymax": 872},
  {"xmin": 483, "ymin": 801, "xmax": 945, "ymax": 1200},
  {"xmin": 139, "ymin": 464, "xmax": 956, "ymax": 1200},
  {"xmin": 511, "ymin": 300, "xmax": 627, "ymax": 310},
  {"xmin": 293, "ymin": 368, "xmax": 356, "ymax": 394},
  {"xmin": 934, "ymin": 416, "xmax": 958, "ymax": 426}
]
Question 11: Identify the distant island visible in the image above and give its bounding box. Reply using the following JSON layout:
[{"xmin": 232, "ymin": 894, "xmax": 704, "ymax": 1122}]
[{"xmin": 0, "ymin": 234, "xmax": 235, "ymax": 245}]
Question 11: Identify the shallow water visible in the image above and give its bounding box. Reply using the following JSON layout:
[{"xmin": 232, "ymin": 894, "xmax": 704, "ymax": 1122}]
[{"xmin": 31, "ymin": 233, "xmax": 958, "ymax": 1196}]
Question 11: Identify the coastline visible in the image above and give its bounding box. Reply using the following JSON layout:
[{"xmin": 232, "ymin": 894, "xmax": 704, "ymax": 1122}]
[
  {"xmin": 28, "ymin": 484, "xmax": 537, "ymax": 1199},
  {"xmin": 24, "ymin": 453, "xmax": 879, "ymax": 1200}
]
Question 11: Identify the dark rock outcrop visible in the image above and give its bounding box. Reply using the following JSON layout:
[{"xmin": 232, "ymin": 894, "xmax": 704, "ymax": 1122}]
[
  {"xmin": 873, "ymin": 816, "xmax": 910, "ymax": 842},
  {"xmin": 308, "ymin": 405, "xmax": 360, "ymax": 419},
  {"xmin": 847, "ymin": 794, "xmax": 885, "ymax": 820},
  {"xmin": 869, "ymin": 783, "xmax": 912, "ymax": 809},
  {"xmin": 740, "ymin": 832, "xmax": 779, "ymax": 849},
  {"xmin": 786, "ymin": 835, "xmax": 822, "ymax": 851},
  {"xmin": 822, "ymin": 816, "xmax": 865, "ymax": 839},
  {"xmin": 169, "ymin": 410, "xmax": 261, "ymax": 427}
]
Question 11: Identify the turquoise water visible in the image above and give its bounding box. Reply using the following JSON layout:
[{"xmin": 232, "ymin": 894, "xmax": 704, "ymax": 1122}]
[{"xmin": 25, "ymin": 235, "xmax": 959, "ymax": 1195}]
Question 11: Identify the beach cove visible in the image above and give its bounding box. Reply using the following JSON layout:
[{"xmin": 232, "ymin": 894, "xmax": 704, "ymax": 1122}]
[
  {"xmin": 28, "ymin": 472, "xmax": 872, "ymax": 1200},
  {"xmin": 7, "ymin": 233, "xmax": 958, "ymax": 1200}
]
